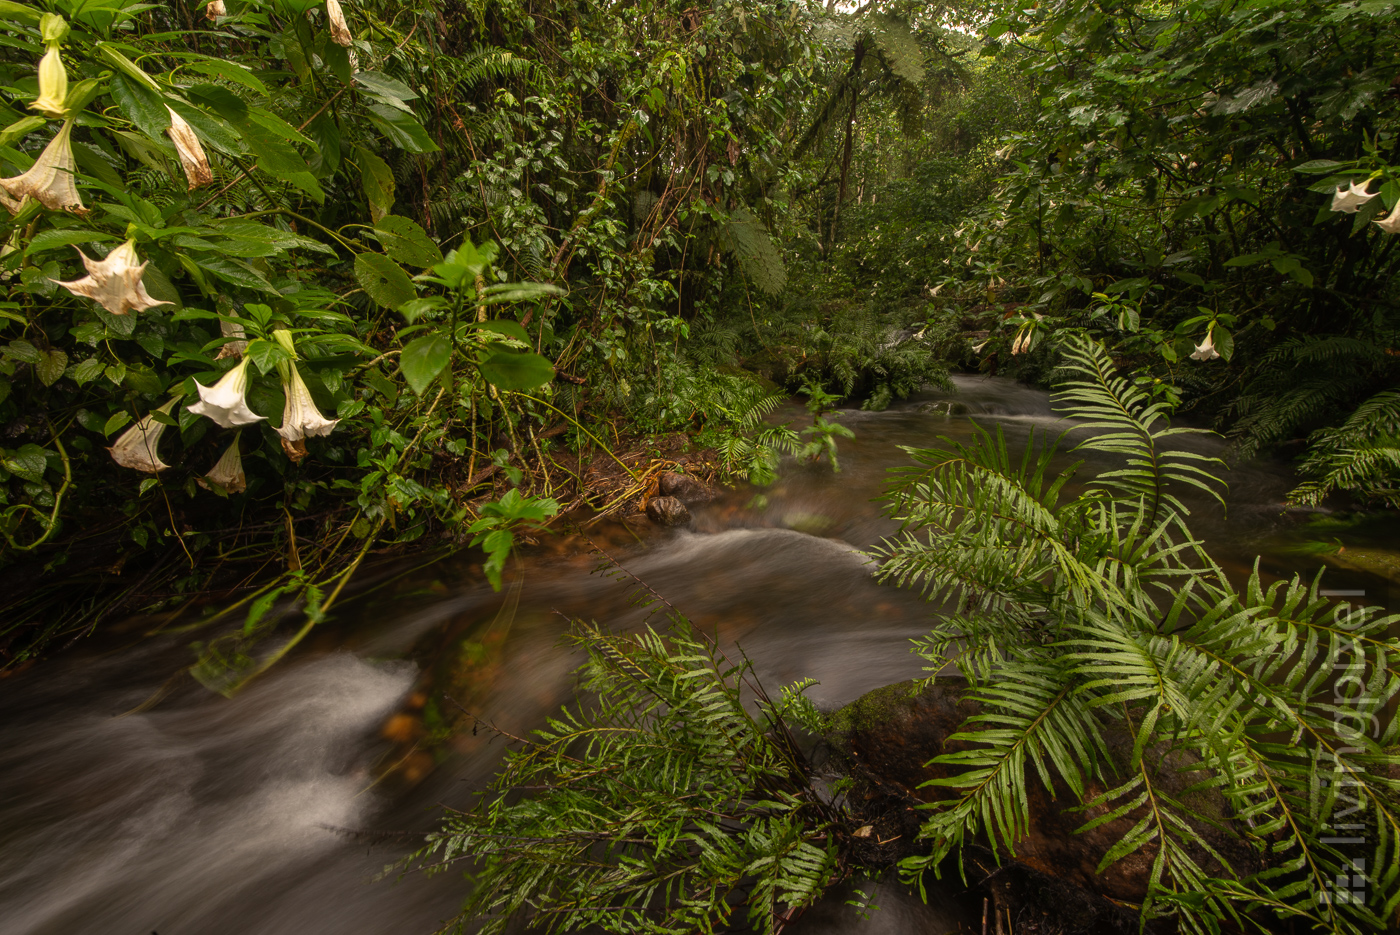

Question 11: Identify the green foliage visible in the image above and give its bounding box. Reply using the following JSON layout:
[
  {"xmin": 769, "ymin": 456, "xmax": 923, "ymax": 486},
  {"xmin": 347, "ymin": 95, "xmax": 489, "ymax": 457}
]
[
  {"xmin": 412, "ymin": 615, "xmax": 848, "ymax": 935},
  {"xmin": 873, "ymin": 338, "xmax": 1400, "ymax": 933},
  {"xmin": 935, "ymin": 0, "xmax": 1400, "ymax": 503},
  {"xmin": 466, "ymin": 487, "xmax": 559, "ymax": 591}
]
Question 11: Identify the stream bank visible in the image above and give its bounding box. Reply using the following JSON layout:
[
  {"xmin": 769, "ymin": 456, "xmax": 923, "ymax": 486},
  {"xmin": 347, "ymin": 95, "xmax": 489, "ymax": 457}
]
[{"xmin": 0, "ymin": 375, "xmax": 1395, "ymax": 935}]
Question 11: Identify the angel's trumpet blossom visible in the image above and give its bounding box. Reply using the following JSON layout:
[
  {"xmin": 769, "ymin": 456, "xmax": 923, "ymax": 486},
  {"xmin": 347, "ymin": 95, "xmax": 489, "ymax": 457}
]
[
  {"xmin": 188, "ymin": 356, "xmax": 265, "ymax": 428},
  {"xmin": 326, "ymin": 0, "xmax": 352, "ymax": 46},
  {"xmin": 0, "ymin": 120, "xmax": 82, "ymax": 213},
  {"xmin": 166, "ymin": 108, "xmax": 212, "ymax": 190},
  {"xmin": 108, "ymin": 401, "xmax": 176, "ymax": 472},
  {"xmin": 30, "ymin": 45, "xmax": 68, "ymax": 118},
  {"xmin": 52, "ymin": 240, "xmax": 168, "ymax": 316},
  {"xmin": 199, "ymin": 435, "xmax": 246, "ymax": 494},
  {"xmin": 1190, "ymin": 328, "xmax": 1221, "ymax": 361},
  {"xmin": 273, "ymin": 334, "xmax": 338, "ymax": 462},
  {"xmin": 205, "ymin": 0, "xmax": 226, "ymax": 19},
  {"xmin": 1331, "ymin": 181, "xmax": 1378, "ymax": 214},
  {"xmin": 1375, "ymin": 199, "xmax": 1400, "ymax": 234}
]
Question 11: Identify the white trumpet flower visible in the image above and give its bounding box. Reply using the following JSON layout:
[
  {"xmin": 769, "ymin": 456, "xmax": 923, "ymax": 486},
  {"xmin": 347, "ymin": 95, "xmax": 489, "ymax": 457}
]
[
  {"xmin": 52, "ymin": 240, "xmax": 169, "ymax": 316},
  {"xmin": 188, "ymin": 356, "xmax": 265, "ymax": 428},
  {"xmin": 30, "ymin": 45, "xmax": 68, "ymax": 118},
  {"xmin": 1190, "ymin": 328, "xmax": 1220, "ymax": 361},
  {"xmin": 276, "ymin": 362, "xmax": 338, "ymax": 462},
  {"xmin": 1330, "ymin": 181, "xmax": 1378, "ymax": 214},
  {"xmin": 205, "ymin": 0, "xmax": 226, "ymax": 19},
  {"xmin": 326, "ymin": 0, "xmax": 352, "ymax": 46},
  {"xmin": 166, "ymin": 108, "xmax": 212, "ymax": 190},
  {"xmin": 199, "ymin": 435, "xmax": 246, "ymax": 494},
  {"xmin": 108, "ymin": 401, "xmax": 175, "ymax": 472},
  {"xmin": 1375, "ymin": 199, "xmax": 1400, "ymax": 234},
  {"xmin": 0, "ymin": 119, "xmax": 82, "ymax": 213}
]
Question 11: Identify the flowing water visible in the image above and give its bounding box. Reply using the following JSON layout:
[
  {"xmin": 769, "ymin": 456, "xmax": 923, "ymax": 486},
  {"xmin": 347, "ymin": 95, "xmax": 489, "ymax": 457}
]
[{"xmin": 0, "ymin": 375, "xmax": 1393, "ymax": 935}]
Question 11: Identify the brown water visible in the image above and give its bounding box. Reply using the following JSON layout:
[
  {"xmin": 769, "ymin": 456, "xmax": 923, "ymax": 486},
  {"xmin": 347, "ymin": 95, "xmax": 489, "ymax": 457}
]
[{"xmin": 0, "ymin": 375, "xmax": 1391, "ymax": 935}]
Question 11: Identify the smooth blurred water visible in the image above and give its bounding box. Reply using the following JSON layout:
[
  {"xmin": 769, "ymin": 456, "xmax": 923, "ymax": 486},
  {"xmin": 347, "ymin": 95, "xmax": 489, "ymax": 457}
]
[{"xmin": 0, "ymin": 374, "xmax": 1391, "ymax": 935}]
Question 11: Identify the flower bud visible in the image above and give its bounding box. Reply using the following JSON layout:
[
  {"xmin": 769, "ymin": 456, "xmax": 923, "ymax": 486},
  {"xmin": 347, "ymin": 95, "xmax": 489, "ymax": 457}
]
[{"xmin": 30, "ymin": 45, "xmax": 68, "ymax": 118}]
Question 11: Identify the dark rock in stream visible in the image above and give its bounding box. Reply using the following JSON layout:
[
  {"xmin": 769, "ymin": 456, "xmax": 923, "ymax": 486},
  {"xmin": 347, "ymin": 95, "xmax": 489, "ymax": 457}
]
[
  {"xmin": 658, "ymin": 471, "xmax": 716, "ymax": 504},
  {"xmin": 645, "ymin": 496, "xmax": 691, "ymax": 526},
  {"xmin": 827, "ymin": 680, "xmax": 1265, "ymax": 934}
]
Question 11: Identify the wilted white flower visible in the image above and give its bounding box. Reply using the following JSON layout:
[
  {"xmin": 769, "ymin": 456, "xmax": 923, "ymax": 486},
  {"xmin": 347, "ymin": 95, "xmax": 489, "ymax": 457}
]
[
  {"xmin": 109, "ymin": 401, "xmax": 175, "ymax": 472},
  {"xmin": 0, "ymin": 119, "xmax": 82, "ymax": 213},
  {"xmin": 188, "ymin": 356, "xmax": 265, "ymax": 428},
  {"xmin": 326, "ymin": 0, "xmax": 352, "ymax": 46},
  {"xmin": 276, "ymin": 361, "xmax": 339, "ymax": 462},
  {"xmin": 1331, "ymin": 181, "xmax": 1379, "ymax": 214},
  {"xmin": 30, "ymin": 45, "xmax": 67, "ymax": 118},
  {"xmin": 166, "ymin": 107, "xmax": 212, "ymax": 190},
  {"xmin": 1190, "ymin": 328, "xmax": 1220, "ymax": 361},
  {"xmin": 199, "ymin": 434, "xmax": 246, "ymax": 494},
  {"xmin": 52, "ymin": 240, "xmax": 168, "ymax": 316},
  {"xmin": 1375, "ymin": 200, "xmax": 1400, "ymax": 234},
  {"xmin": 215, "ymin": 316, "xmax": 248, "ymax": 360},
  {"xmin": 205, "ymin": 0, "xmax": 226, "ymax": 19}
]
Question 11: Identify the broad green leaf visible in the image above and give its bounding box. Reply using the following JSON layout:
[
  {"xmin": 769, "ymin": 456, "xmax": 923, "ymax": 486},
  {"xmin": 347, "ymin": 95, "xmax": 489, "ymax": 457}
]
[
  {"xmin": 103, "ymin": 410, "xmax": 131, "ymax": 436},
  {"xmin": 0, "ymin": 116, "xmax": 45, "ymax": 147},
  {"xmin": 365, "ymin": 104, "xmax": 440, "ymax": 153},
  {"xmin": 35, "ymin": 348, "xmax": 67, "ymax": 386},
  {"xmin": 1, "ymin": 443, "xmax": 48, "ymax": 481},
  {"xmin": 26, "ymin": 229, "xmax": 120, "ymax": 256},
  {"xmin": 399, "ymin": 296, "xmax": 446, "ymax": 323},
  {"xmin": 109, "ymin": 75, "xmax": 170, "ymax": 140},
  {"xmin": 354, "ymin": 71, "xmax": 419, "ymax": 103},
  {"xmin": 245, "ymin": 337, "xmax": 292, "ymax": 374},
  {"xmin": 353, "ymin": 145, "xmax": 394, "ymax": 221},
  {"xmin": 400, "ymin": 333, "xmax": 451, "ymax": 394},
  {"xmin": 185, "ymin": 60, "xmax": 269, "ymax": 96},
  {"xmin": 236, "ymin": 120, "xmax": 325, "ymax": 202},
  {"xmin": 355, "ymin": 253, "xmax": 415, "ymax": 309},
  {"xmin": 66, "ymin": 357, "xmax": 105, "ymax": 385},
  {"xmin": 187, "ymin": 83, "xmax": 249, "ymax": 124},
  {"xmin": 481, "ymin": 281, "xmax": 564, "ymax": 305},
  {"xmin": 193, "ymin": 254, "xmax": 278, "ymax": 292},
  {"xmin": 472, "ymin": 319, "xmax": 530, "ymax": 343},
  {"xmin": 373, "ymin": 215, "xmax": 442, "ymax": 267},
  {"xmin": 478, "ymin": 350, "xmax": 554, "ymax": 390}
]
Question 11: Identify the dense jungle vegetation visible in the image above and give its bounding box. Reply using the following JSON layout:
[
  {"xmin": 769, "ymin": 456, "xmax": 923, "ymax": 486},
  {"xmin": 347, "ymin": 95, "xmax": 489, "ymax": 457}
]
[{"xmin": 0, "ymin": 0, "xmax": 1398, "ymax": 930}]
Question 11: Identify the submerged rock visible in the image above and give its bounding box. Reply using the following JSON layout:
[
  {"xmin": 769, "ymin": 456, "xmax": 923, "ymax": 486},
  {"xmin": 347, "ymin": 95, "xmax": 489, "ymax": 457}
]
[{"xmin": 646, "ymin": 496, "xmax": 691, "ymax": 526}]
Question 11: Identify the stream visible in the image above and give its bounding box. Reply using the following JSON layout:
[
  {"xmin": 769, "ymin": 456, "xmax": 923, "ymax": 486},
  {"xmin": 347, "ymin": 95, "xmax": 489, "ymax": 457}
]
[{"xmin": 0, "ymin": 375, "xmax": 1392, "ymax": 935}]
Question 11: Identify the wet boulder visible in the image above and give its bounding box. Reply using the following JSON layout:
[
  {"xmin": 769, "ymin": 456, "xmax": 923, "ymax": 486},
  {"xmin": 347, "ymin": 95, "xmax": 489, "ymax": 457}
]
[
  {"xmin": 646, "ymin": 496, "xmax": 691, "ymax": 526},
  {"xmin": 658, "ymin": 472, "xmax": 716, "ymax": 505}
]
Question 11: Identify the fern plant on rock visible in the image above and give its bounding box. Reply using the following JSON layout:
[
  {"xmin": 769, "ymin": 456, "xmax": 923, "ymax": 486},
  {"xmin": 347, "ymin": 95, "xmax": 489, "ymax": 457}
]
[{"xmin": 873, "ymin": 337, "xmax": 1400, "ymax": 934}]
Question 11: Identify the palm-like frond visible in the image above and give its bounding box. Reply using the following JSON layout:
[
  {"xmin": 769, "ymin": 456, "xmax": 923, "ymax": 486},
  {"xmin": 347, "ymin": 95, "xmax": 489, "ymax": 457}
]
[{"xmin": 880, "ymin": 337, "xmax": 1400, "ymax": 933}]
